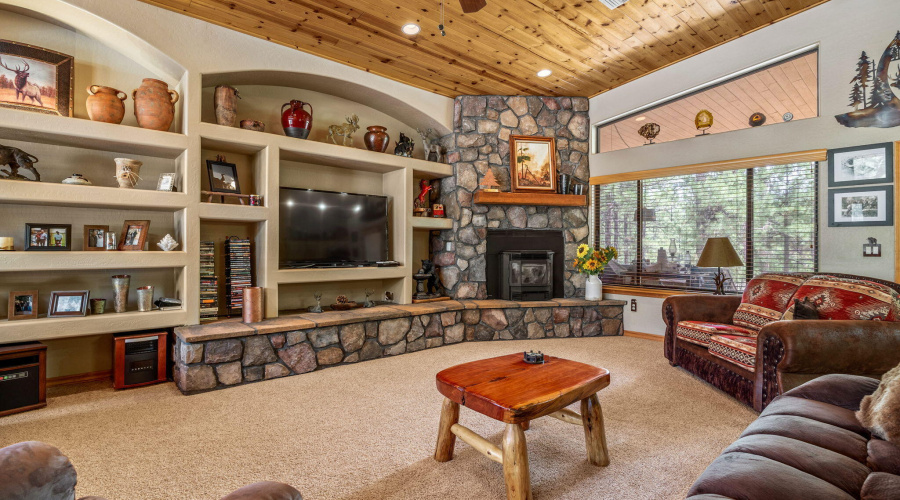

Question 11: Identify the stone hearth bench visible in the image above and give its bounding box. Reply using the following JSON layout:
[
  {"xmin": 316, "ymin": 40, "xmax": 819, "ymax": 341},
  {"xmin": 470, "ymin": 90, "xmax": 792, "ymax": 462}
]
[{"xmin": 173, "ymin": 299, "xmax": 626, "ymax": 394}]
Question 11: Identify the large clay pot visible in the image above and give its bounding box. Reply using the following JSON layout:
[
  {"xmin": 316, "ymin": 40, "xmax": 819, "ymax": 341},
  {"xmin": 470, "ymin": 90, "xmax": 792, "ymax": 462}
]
[
  {"xmin": 114, "ymin": 158, "xmax": 143, "ymax": 189},
  {"xmin": 364, "ymin": 126, "xmax": 390, "ymax": 153},
  {"xmin": 281, "ymin": 100, "xmax": 313, "ymax": 139},
  {"xmin": 86, "ymin": 85, "xmax": 126, "ymax": 124},
  {"xmin": 132, "ymin": 78, "xmax": 179, "ymax": 131},
  {"xmin": 214, "ymin": 85, "xmax": 240, "ymax": 127}
]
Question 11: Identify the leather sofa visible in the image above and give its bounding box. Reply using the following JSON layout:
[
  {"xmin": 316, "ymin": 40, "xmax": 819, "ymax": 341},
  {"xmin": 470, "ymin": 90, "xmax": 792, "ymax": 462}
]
[
  {"xmin": 662, "ymin": 273, "xmax": 900, "ymax": 411},
  {"xmin": 0, "ymin": 441, "xmax": 303, "ymax": 500},
  {"xmin": 686, "ymin": 374, "xmax": 900, "ymax": 500}
]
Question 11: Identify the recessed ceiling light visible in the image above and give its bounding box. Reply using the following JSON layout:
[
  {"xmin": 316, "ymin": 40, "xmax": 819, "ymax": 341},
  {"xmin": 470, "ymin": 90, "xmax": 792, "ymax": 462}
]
[
  {"xmin": 401, "ymin": 23, "xmax": 420, "ymax": 35},
  {"xmin": 537, "ymin": 69, "xmax": 552, "ymax": 78},
  {"xmin": 635, "ymin": 116, "xmax": 647, "ymax": 122}
]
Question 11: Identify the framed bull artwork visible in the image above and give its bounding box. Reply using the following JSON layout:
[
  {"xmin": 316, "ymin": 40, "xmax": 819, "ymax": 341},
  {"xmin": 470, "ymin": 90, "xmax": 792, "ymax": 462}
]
[{"xmin": 0, "ymin": 40, "xmax": 73, "ymax": 117}]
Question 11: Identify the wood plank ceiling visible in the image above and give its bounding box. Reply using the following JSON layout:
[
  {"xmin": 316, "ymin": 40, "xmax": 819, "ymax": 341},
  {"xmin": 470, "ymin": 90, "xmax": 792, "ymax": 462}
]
[{"xmin": 138, "ymin": 0, "xmax": 831, "ymax": 98}]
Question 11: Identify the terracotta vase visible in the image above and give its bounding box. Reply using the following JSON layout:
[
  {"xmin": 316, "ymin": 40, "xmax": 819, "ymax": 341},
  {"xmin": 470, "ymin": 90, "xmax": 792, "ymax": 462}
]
[
  {"xmin": 114, "ymin": 158, "xmax": 143, "ymax": 189},
  {"xmin": 86, "ymin": 85, "xmax": 127, "ymax": 124},
  {"xmin": 281, "ymin": 100, "xmax": 313, "ymax": 139},
  {"xmin": 364, "ymin": 126, "xmax": 390, "ymax": 153},
  {"xmin": 214, "ymin": 85, "xmax": 240, "ymax": 127},
  {"xmin": 132, "ymin": 78, "xmax": 179, "ymax": 131}
]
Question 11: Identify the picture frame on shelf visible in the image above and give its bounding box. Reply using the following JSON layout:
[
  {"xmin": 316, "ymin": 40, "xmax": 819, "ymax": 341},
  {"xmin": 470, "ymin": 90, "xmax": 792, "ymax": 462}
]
[
  {"xmin": 0, "ymin": 39, "xmax": 74, "ymax": 117},
  {"xmin": 83, "ymin": 225, "xmax": 108, "ymax": 251},
  {"xmin": 118, "ymin": 220, "xmax": 150, "ymax": 251},
  {"xmin": 828, "ymin": 186, "xmax": 894, "ymax": 227},
  {"xmin": 8, "ymin": 290, "xmax": 38, "ymax": 321},
  {"xmin": 509, "ymin": 135, "xmax": 557, "ymax": 193},
  {"xmin": 827, "ymin": 143, "xmax": 894, "ymax": 187},
  {"xmin": 48, "ymin": 290, "xmax": 89, "ymax": 317},
  {"xmin": 206, "ymin": 158, "xmax": 241, "ymax": 194},
  {"xmin": 157, "ymin": 173, "xmax": 177, "ymax": 192},
  {"xmin": 25, "ymin": 223, "xmax": 71, "ymax": 251}
]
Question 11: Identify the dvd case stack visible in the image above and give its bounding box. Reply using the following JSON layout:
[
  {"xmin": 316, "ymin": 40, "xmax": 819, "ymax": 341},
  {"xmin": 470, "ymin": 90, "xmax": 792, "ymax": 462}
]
[
  {"xmin": 200, "ymin": 241, "xmax": 219, "ymax": 322},
  {"xmin": 225, "ymin": 236, "xmax": 252, "ymax": 313}
]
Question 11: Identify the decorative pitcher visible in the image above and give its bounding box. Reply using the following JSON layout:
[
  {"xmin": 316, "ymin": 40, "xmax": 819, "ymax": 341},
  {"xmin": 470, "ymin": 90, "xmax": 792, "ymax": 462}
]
[
  {"xmin": 133, "ymin": 78, "xmax": 179, "ymax": 131},
  {"xmin": 364, "ymin": 126, "xmax": 390, "ymax": 152},
  {"xmin": 281, "ymin": 100, "xmax": 313, "ymax": 139},
  {"xmin": 214, "ymin": 85, "xmax": 240, "ymax": 127},
  {"xmin": 86, "ymin": 85, "xmax": 127, "ymax": 124},
  {"xmin": 585, "ymin": 275, "xmax": 603, "ymax": 301}
]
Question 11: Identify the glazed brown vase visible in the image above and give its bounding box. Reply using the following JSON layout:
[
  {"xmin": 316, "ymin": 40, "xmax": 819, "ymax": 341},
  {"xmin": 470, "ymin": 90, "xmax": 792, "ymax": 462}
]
[
  {"xmin": 364, "ymin": 126, "xmax": 390, "ymax": 153},
  {"xmin": 214, "ymin": 85, "xmax": 240, "ymax": 127},
  {"xmin": 86, "ymin": 85, "xmax": 127, "ymax": 124},
  {"xmin": 133, "ymin": 78, "xmax": 179, "ymax": 131}
]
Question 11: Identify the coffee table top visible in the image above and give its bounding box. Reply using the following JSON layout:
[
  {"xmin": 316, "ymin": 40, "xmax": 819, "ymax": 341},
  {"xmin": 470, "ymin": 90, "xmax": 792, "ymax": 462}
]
[{"xmin": 436, "ymin": 353, "xmax": 610, "ymax": 423}]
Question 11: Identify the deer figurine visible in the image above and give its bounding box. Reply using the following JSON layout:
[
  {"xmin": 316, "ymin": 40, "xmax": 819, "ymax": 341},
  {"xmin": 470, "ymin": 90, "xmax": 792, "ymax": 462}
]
[
  {"xmin": 0, "ymin": 56, "xmax": 43, "ymax": 107},
  {"xmin": 327, "ymin": 114, "xmax": 360, "ymax": 146}
]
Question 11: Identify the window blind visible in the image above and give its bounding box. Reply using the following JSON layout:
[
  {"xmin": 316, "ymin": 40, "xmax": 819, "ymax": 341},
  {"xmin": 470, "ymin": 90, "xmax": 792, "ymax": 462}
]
[{"xmin": 592, "ymin": 162, "xmax": 818, "ymax": 293}]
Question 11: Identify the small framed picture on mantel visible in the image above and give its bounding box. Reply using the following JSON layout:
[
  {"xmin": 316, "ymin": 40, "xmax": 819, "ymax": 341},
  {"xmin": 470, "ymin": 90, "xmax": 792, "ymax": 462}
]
[{"xmin": 510, "ymin": 135, "xmax": 557, "ymax": 193}]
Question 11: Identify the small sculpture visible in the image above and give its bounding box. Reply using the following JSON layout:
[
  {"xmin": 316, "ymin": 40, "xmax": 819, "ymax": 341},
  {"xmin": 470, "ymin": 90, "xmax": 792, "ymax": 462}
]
[
  {"xmin": 62, "ymin": 174, "xmax": 91, "ymax": 185},
  {"xmin": 364, "ymin": 289, "xmax": 375, "ymax": 308},
  {"xmin": 383, "ymin": 291, "xmax": 394, "ymax": 303},
  {"xmin": 414, "ymin": 259, "xmax": 444, "ymax": 300},
  {"xmin": 414, "ymin": 179, "xmax": 433, "ymax": 216},
  {"xmin": 0, "ymin": 144, "xmax": 40, "ymax": 181},
  {"xmin": 749, "ymin": 112, "xmax": 766, "ymax": 127},
  {"xmin": 523, "ymin": 351, "xmax": 545, "ymax": 364},
  {"xmin": 308, "ymin": 291, "xmax": 323, "ymax": 313},
  {"xmin": 417, "ymin": 128, "xmax": 443, "ymax": 162},
  {"xmin": 327, "ymin": 114, "xmax": 360, "ymax": 146},
  {"xmin": 695, "ymin": 110, "xmax": 713, "ymax": 135},
  {"xmin": 157, "ymin": 234, "xmax": 179, "ymax": 252},
  {"xmin": 394, "ymin": 132, "xmax": 415, "ymax": 157},
  {"xmin": 638, "ymin": 122, "xmax": 661, "ymax": 145},
  {"xmin": 331, "ymin": 294, "xmax": 357, "ymax": 310}
]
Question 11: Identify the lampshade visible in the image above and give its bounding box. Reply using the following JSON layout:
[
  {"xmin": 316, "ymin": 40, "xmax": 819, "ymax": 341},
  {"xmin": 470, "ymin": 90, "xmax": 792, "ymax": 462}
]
[{"xmin": 697, "ymin": 237, "xmax": 744, "ymax": 268}]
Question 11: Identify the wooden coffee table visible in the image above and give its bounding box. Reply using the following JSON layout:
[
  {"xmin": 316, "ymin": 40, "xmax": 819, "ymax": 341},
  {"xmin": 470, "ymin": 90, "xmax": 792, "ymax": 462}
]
[{"xmin": 434, "ymin": 353, "xmax": 610, "ymax": 500}]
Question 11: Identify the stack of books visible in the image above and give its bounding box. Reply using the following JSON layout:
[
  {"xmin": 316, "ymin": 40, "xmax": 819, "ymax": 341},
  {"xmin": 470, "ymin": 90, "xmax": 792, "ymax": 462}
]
[
  {"xmin": 200, "ymin": 241, "xmax": 219, "ymax": 322},
  {"xmin": 224, "ymin": 236, "xmax": 252, "ymax": 313}
]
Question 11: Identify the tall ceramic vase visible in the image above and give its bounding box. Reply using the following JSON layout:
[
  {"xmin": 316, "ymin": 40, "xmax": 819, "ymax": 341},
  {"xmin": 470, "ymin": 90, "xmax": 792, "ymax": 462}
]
[
  {"xmin": 281, "ymin": 100, "xmax": 313, "ymax": 139},
  {"xmin": 114, "ymin": 158, "xmax": 143, "ymax": 189},
  {"xmin": 214, "ymin": 85, "xmax": 240, "ymax": 127},
  {"xmin": 133, "ymin": 78, "xmax": 179, "ymax": 131},
  {"xmin": 585, "ymin": 275, "xmax": 603, "ymax": 301},
  {"xmin": 112, "ymin": 275, "xmax": 131, "ymax": 313}
]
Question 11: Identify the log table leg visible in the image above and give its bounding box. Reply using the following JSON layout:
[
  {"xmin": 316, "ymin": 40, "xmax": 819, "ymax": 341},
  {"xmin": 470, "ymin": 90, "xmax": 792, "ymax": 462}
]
[
  {"xmin": 434, "ymin": 398, "xmax": 460, "ymax": 462},
  {"xmin": 521, "ymin": 420, "xmax": 530, "ymax": 431},
  {"xmin": 502, "ymin": 423, "xmax": 532, "ymax": 500},
  {"xmin": 581, "ymin": 393, "xmax": 610, "ymax": 467}
]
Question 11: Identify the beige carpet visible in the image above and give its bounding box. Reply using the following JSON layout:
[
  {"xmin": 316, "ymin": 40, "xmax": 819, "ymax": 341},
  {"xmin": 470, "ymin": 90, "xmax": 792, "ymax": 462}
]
[{"xmin": 0, "ymin": 337, "xmax": 756, "ymax": 500}]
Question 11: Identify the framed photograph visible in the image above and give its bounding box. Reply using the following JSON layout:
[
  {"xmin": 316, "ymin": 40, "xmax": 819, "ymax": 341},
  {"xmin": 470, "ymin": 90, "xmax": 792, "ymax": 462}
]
[
  {"xmin": 827, "ymin": 143, "xmax": 894, "ymax": 187},
  {"xmin": 118, "ymin": 220, "xmax": 150, "ymax": 251},
  {"xmin": 509, "ymin": 135, "xmax": 557, "ymax": 193},
  {"xmin": 83, "ymin": 225, "xmax": 109, "ymax": 251},
  {"xmin": 828, "ymin": 186, "xmax": 894, "ymax": 227},
  {"xmin": 157, "ymin": 173, "xmax": 177, "ymax": 192},
  {"xmin": 24, "ymin": 223, "xmax": 71, "ymax": 251},
  {"xmin": 8, "ymin": 290, "xmax": 38, "ymax": 321},
  {"xmin": 0, "ymin": 40, "xmax": 74, "ymax": 117},
  {"xmin": 206, "ymin": 159, "xmax": 241, "ymax": 194},
  {"xmin": 48, "ymin": 290, "xmax": 89, "ymax": 317}
]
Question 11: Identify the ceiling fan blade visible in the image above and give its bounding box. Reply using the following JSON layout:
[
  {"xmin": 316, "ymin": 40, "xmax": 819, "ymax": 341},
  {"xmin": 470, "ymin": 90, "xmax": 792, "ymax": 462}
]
[{"xmin": 459, "ymin": 0, "xmax": 487, "ymax": 13}]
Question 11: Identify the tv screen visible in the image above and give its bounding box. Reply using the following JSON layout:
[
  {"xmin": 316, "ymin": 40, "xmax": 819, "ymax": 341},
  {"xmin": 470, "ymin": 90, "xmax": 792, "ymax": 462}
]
[{"xmin": 279, "ymin": 187, "xmax": 389, "ymax": 267}]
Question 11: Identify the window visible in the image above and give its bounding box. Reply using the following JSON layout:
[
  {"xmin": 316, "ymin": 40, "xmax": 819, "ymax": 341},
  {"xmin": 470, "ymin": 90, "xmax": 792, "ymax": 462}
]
[{"xmin": 592, "ymin": 162, "xmax": 818, "ymax": 292}]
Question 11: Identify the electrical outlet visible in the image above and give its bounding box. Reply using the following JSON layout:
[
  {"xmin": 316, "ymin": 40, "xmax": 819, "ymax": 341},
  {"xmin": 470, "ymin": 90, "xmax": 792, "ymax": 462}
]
[{"xmin": 631, "ymin": 299, "xmax": 637, "ymax": 312}]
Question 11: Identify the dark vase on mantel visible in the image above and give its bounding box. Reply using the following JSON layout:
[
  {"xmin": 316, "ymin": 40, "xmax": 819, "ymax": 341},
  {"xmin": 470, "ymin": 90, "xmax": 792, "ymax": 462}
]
[
  {"xmin": 364, "ymin": 126, "xmax": 390, "ymax": 153},
  {"xmin": 281, "ymin": 100, "xmax": 313, "ymax": 139}
]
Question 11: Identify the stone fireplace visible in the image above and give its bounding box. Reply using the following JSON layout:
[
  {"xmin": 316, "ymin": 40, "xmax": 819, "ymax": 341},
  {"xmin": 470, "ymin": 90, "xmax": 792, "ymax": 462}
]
[{"xmin": 431, "ymin": 95, "xmax": 591, "ymax": 299}]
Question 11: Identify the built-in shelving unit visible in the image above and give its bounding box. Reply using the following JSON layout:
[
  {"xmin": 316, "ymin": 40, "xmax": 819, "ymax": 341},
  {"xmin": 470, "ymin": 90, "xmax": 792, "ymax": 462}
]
[
  {"xmin": 411, "ymin": 217, "xmax": 454, "ymax": 230},
  {"xmin": 0, "ymin": 309, "xmax": 190, "ymax": 344}
]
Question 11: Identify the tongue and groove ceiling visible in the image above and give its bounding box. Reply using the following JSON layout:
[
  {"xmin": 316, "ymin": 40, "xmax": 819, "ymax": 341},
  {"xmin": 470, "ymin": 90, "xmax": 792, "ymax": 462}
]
[{"xmin": 138, "ymin": 0, "xmax": 831, "ymax": 98}]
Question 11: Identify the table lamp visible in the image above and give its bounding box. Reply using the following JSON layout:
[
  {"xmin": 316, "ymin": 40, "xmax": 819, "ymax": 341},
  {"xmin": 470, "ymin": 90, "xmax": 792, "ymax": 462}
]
[{"xmin": 697, "ymin": 237, "xmax": 744, "ymax": 295}]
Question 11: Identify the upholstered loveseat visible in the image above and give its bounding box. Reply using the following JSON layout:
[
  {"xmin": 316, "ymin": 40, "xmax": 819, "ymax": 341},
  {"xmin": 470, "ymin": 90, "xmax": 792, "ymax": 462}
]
[
  {"xmin": 663, "ymin": 273, "xmax": 900, "ymax": 411},
  {"xmin": 685, "ymin": 374, "xmax": 900, "ymax": 499}
]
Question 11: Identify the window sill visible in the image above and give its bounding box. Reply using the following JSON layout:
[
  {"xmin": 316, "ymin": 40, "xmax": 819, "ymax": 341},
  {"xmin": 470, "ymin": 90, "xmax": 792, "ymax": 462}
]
[{"xmin": 602, "ymin": 285, "xmax": 709, "ymax": 299}]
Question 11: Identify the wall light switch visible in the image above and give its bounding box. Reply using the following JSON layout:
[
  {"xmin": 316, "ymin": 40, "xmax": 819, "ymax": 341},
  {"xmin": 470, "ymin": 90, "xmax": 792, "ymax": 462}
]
[{"xmin": 631, "ymin": 299, "xmax": 637, "ymax": 312}]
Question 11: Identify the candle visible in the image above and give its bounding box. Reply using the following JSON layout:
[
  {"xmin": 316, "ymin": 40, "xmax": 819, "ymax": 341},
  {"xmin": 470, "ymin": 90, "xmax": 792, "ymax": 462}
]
[{"xmin": 0, "ymin": 237, "xmax": 13, "ymax": 251}]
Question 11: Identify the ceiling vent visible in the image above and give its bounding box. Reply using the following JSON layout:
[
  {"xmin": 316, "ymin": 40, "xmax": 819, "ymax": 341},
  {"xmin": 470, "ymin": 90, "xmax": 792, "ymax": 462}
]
[{"xmin": 598, "ymin": 0, "xmax": 630, "ymax": 9}]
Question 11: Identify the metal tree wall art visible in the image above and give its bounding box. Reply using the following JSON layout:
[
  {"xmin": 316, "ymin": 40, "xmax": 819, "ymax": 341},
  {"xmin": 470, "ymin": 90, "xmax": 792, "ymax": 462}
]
[{"xmin": 836, "ymin": 31, "xmax": 900, "ymax": 128}]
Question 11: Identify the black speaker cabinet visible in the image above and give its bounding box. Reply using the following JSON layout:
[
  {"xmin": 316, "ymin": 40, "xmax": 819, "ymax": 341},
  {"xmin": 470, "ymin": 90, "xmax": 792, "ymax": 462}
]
[
  {"xmin": 114, "ymin": 331, "xmax": 167, "ymax": 390},
  {"xmin": 0, "ymin": 342, "xmax": 47, "ymax": 417}
]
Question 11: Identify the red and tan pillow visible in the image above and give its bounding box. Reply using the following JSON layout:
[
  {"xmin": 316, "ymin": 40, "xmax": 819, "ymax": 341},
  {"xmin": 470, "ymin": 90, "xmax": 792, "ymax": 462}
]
[
  {"xmin": 733, "ymin": 274, "xmax": 807, "ymax": 331},
  {"xmin": 781, "ymin": 275, "xmax": 900, "ymax": 322}
]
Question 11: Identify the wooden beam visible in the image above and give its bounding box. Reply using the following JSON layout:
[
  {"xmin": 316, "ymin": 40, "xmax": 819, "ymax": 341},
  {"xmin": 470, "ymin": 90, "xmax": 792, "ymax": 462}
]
[{"xmin": 548, "ymin": 408, "xmax": 583, "ymax": 426}]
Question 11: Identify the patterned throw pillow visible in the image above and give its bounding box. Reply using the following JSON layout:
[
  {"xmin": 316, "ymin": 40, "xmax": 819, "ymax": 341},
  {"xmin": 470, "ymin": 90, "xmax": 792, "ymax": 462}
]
[
  {"xmin": 733, "ymin": 274, "xmax": 807, "ymax": 331},
  {"xmin": 781, "ymin": 275, "xmax": 900, "ymax": 322}
]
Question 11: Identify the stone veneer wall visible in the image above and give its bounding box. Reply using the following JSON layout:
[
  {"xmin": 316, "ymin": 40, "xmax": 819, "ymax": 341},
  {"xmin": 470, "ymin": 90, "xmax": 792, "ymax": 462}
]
[
  {"xmin": 432, "ymin": 96, "xmax": 592, "ymax": 299},
  {"xmin": 174, "ymin": 299, "xmax": 624, "ymax": 394}
]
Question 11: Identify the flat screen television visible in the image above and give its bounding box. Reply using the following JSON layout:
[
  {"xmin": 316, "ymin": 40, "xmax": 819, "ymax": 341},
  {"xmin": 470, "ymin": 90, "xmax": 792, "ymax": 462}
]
[{"xmin": 279, "ymin": 187, "xmax": 389, "ymax": 268}]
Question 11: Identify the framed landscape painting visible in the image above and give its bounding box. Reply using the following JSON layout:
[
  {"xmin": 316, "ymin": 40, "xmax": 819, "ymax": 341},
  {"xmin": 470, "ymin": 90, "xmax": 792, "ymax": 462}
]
[
  {"xmin": 0, "ymin": 40, "xmax": 73, "ymax": 117},
  {"xmin": 828, "ymin": 186, "xmax": 894, "ymax": 227},
  {"xmin": 510, "ymin": 135, "xmax": 557, "ymax": 193},
  {"xmin": 827, "ymin": 143, "xmax": 894, "ymax": 187}
]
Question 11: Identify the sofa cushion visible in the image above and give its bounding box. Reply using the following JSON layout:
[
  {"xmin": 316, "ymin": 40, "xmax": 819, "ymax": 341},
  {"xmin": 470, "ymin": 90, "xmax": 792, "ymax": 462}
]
[
  {"xmin": 709, "ymin": 334, "xmax": 757, "ymax": 372},
  {"xmin": 782, "ymin": 374, "xmax": 881, "ymax": 411},
  {"xmin": 860, "ymin": 473, "xmax": 900, "ymax": 500},
  {"xmin": 733, "ymin": 273, "xmax": 807, "ymax": 331},
  {"xmin": 762, "ymin": 396, "xmax": 869, "ymax": 436},
  {"xmin": 782, "ymin": 275, "xmax": 900, "ymax": 322},
  {"xmin": 740, "ymin": 414, "xmax": 869, "ymax": 463},
  {"xmin": 676, "ymin": 321, "xmax": 755, "ymax": 347},
  {"xmin": 868, "ymin": 439, "xmax": 900, "ymax": 475}
]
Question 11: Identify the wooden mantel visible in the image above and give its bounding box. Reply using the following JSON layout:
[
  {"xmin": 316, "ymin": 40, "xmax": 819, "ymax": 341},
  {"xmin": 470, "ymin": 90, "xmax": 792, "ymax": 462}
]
[{"xmin": 473, "ymin": 191, "xmax": 587, "ymax": 207}]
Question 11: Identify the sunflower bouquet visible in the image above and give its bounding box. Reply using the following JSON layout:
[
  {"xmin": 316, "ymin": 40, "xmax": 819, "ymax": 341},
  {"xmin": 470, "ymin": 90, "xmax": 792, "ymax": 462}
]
[{"xmin": 573, "ymin": 243, "xmax": 618, "ymax": 276}]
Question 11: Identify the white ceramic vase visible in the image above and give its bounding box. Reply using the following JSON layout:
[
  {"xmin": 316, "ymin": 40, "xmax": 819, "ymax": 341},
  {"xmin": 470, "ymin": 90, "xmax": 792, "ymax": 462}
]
[{"xmin": 585, "ymin": 274, "xmax": 603, "ymax": 301}]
